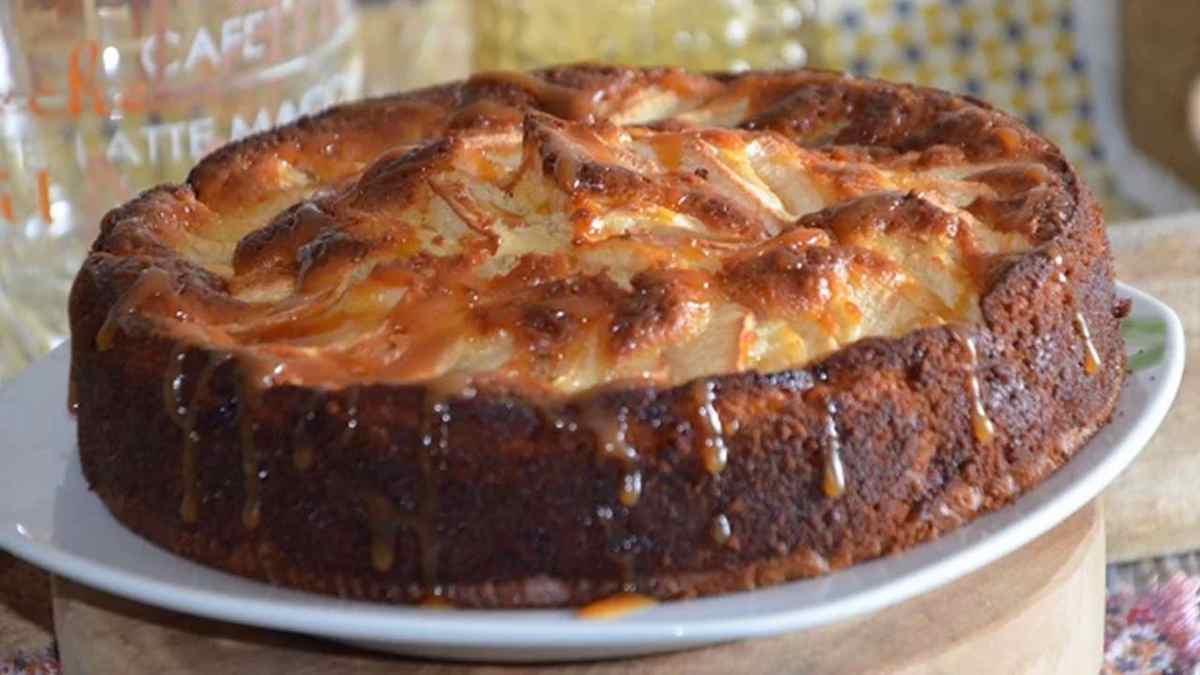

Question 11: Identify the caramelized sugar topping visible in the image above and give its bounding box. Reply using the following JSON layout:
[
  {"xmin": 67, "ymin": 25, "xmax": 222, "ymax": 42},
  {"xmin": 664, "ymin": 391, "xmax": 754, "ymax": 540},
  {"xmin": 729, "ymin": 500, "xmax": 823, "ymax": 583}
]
[{"xmin": 95, "ymin": 66, "xmax": 1069, "ymax": 394}]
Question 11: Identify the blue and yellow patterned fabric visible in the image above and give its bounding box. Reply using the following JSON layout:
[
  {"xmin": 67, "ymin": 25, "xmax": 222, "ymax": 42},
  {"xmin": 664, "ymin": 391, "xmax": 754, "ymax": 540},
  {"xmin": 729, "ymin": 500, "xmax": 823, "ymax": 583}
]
[{"xmin": 817, "ymin": 0, "xmax": 1140, "ymax": 220}]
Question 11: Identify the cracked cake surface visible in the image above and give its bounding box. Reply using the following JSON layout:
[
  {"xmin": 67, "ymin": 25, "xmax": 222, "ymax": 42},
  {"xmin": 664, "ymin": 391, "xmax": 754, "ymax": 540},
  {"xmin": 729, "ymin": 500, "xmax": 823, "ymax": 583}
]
[{"xmin": 69, "ymin": 65, "xmax": 1127, "ymax": 608}]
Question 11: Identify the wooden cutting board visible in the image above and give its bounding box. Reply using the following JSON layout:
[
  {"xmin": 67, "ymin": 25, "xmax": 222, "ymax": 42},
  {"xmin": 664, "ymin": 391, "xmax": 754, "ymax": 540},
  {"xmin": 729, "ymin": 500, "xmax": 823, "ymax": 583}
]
[
  {"xmin": 1106, "ymin": 212, "xmax": 1200, "ymax": 562},
  {"xmin": 52, "ymin": 502, "xmax": 1104, "ymax": 675}
]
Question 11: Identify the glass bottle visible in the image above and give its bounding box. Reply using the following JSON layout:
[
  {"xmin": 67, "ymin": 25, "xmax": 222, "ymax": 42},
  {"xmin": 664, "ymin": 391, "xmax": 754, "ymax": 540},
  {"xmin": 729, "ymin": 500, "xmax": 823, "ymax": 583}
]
[
  {"xmin": 472, "ymin": 0, "xmax": 819, "ymax": 72},
  {"xmin": 356, "ymin": 0, "xmax": 472, "ymax": 97},
  {"xmin": 0, "ymin": 0, "xmax": 364, "ymax": 377}
]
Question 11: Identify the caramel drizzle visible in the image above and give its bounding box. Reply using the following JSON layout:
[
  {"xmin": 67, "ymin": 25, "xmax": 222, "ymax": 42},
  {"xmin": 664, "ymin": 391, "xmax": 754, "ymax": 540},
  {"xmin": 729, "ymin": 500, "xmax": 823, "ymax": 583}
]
[
  {"xmin": 164, "ymin": 344, "xmax": 190, "ymax": 426},
  {"xmin": 822, "ymin": 402, "xmax": 847, "ymax": 499},
  {"xmin": 238, "ymin": 369, "xmax": 265, "ymax": 530},
  {"xmin": 1050, "ymin": 252, "xmax": 1101, "ymax": 376},
  {"xmin": 174, "ymin": 350, "xmax": 232, "ymax": 524},
  {"xmin": 577, "ymin": 592, "xmax": 658, "ymax": 621},
  {"xmin": 413, "ymin": 390, "xmax": 448, "ymax": 590},
  {"xmin": 692, "ymin": 380, "xmax": 729, "ymax": 476},
  {"xmin": 366, "ymin": 494, "xmax": 400, "ymax": 574},
  {"xmin": 710, "ymin": 513, "xmax": 732, "ymax": 546},
  {"xmin": 594, "ymin": 504, "xmax": 638, "ymax": 592},
  {"xmin": 291, "ymin": 396, "xmax": 320, "ymax": 471},
  {"xmin": 67, "ymin": 377, "xmax": 79, "ymax": 415},
  {"xmin": 589, "ymin": 404, "xmax": 643, "ymax": 507},
  {"xmin": 420, "ymin": 595, "xmax": 455, "ymax": 609},
  {"xmin": 96, "ymin": 267, "xmax": 176, "ymax": 351},
  {"xmin": 367, "ymin": 384, "xmax": 462, "ymax": 597},
  {"xmin": 578, "ymin": 396, "xmax": 656, "ymax": 590},
  {"xmin": 1074, "ymin": 312, "xmax": 1102, "ymax": 376},
  {"xmin": 339, "ymin": 388, "xmax": 362, "ymax": 447},
  {"xmin": 961, "ymin": 334, "xmax": 996, "ymax": 445},
  {"xmin": 619, "ymin": 470, "xmax": 643, "ymax": 508},
  {"xmin": 592, "ymin": 405, "xmax": 639, "ymax": 464}
]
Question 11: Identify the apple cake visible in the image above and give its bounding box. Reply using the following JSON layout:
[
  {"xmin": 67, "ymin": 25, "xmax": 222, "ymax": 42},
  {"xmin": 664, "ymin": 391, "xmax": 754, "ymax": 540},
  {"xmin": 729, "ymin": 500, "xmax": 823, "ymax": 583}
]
[{"xmin": 68, "ymin": 65, "xmax": 1128, "ymax": 608}]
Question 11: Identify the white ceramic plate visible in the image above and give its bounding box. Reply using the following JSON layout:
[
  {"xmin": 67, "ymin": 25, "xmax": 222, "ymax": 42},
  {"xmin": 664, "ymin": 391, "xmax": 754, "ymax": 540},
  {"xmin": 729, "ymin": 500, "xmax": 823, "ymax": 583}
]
[{"xmin": 0, "ymin": 283, "xmax": 1184, "ymax": 662}]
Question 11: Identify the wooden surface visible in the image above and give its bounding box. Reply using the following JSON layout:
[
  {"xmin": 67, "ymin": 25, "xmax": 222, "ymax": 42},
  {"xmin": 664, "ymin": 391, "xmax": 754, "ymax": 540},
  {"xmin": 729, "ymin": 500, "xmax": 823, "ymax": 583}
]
[
  {"xmin": 52, "ymin": 502, "xmax": 1104, "ymax": 675},
  {"xmin": 0, "ymin": 552, "xmax": 53, "ymax": 656},
  {"xmin": 1106, "ymin": 213, "xmax": 1200, "ymax": 561}
]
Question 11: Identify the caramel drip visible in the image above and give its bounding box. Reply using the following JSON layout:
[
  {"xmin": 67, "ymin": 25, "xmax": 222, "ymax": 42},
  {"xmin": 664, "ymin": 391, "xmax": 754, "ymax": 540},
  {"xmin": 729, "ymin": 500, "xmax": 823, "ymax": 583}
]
[
  {"xmin": 339, "ymin": 388, "xmax": 362, "ymax": 447},
  {"xmin": 67, "ymin": 377, "xmax": 79, "ymax": 415},
  {"xmin": 364, "ymin": 386, "xmax": 452, "ymax": 587},
  {"xmin": 291, "ymin": 395, "xmax": 321, "ymax": 471},
  {"xmin": 577, "ymin": 593, "xmax": 658, "ymax": 621},
  {"xmin": 178, "ymin": 351, "xmax": 232, "ymax": 523},
  {"xmin": 1050, "ymin": 252, "xmax": 1101, "ymax": 376},
  {"xmin": 710, "ymin": 513, "xmax": 732, "ymax": 546},
  {"xmin": 357, "ymin": 389, "xmax": 442, "ymax": 580},
  {"xmin": 413, "ymin": 391, "xmax": 449, "ymax": 588},
  {"xmin": 961, "ymin": 334, "xmax": 996, "ymax": 445},
  {"xmin": 425, "ymin": 371, "xmax": 478, "ymax": 404},
  {"xmin": 96, "ymin": 267, "xmax": 176, "ymax": 351},
  {"xmin": 1050, "ymin": 251, "xmax": 1067, "ymax": 285},
  {"xmin": 366, "ymin": 494, "xmax": 399, "ymax": 573},
  {"xmin": 587, "ymin": 404, "xmax": 642, "ymax": 509},
  {"xmin": 67, "ymin": 353, "xmax": 80, "ymax": 414},
  {"xmin": 420, "ymin": 595, "xmax": 455, "ymax": 609},
  {"xmin": 619, "ymin": 471, "xmax": 643, "ymax": 507},
  {"xmin": 238, "ymin": 368, "xmax": 264, "ymax": 530},
  {"xmin": 163, "ymin": 344, "xmax": 189, "ymax": 426},
  {"xmin": 692, "ymin": 380, "xmax": 729, "ymax": 476},
  {"xmin": 822, "ymin": 402, "xmax": 846, "ymax": 499},
  {"xmin": 1074, "ymin": 312, "xmax": 1102, "ymax": 376},
  {"xmin": 589, "ymin": 404, "xmax": 637, "ymax": 463},
  {"xmin": 595, "ymin": 505, "xmax": 638, "ymax": 591}
]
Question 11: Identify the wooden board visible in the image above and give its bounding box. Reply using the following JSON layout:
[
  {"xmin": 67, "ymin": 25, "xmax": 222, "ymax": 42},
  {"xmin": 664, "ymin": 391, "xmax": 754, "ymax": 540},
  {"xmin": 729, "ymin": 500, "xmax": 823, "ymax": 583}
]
[
  {"xmin": 52, "ymin": 502, "xmax": 1103, "ymax": 675},
  {"xmin": 1107, "ymin": 213, "xmax": 1200, "ymax": 561},
  {"xmin": 0, "ymin": 552, "xmax": 53, "ymax": 656}
]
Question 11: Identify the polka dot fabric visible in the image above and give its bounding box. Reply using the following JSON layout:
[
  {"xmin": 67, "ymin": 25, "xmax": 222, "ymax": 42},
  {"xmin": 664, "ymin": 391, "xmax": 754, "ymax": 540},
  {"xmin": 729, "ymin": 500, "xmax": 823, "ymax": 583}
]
[{"xmin": 817, "ymin": 0, "xmax": 1140, "ymax": 220}]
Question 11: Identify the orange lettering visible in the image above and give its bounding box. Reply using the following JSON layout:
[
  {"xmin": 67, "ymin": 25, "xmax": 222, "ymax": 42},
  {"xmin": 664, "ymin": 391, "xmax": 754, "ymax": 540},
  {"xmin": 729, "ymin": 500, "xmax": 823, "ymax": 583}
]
[
  {"xmin": 0, "ymin": 170, "xmax": 11, "ymax": 222},
  {"xmin": 68, "ymin": 41, "xmax": 109, "ymax": 117},
  {"xmin": 37, "ymin": 170, "xmax": 52, "ymax": 224},
  {"xmin": 118, "ymin": 81, "xmax": 149, "ymax": 115},
  {"xmin": 27, "ymin": 85, "xmax": 56, "ymax": 116}
]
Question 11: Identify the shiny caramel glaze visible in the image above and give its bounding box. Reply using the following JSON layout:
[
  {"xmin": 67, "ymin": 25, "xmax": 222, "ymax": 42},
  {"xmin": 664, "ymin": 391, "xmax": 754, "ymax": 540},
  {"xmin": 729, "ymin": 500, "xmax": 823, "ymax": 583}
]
[
  {"xmin": 69, "ymin": 65, "xmax": 1128, "ymax": 609},
  {"xmin": 87, "ymin": 67, "xmax": 1053, "ymax": 395},
  {"xmin": 576, "ymin": 592, "xmax": 658, "ymax": 620}
]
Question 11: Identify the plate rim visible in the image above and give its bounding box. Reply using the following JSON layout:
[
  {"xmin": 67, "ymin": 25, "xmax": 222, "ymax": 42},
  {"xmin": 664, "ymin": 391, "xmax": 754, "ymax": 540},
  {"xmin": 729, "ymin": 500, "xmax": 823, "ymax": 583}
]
[{"xmin": 0, "ymin": 281, "xmax": 1186, "ymax": 650}]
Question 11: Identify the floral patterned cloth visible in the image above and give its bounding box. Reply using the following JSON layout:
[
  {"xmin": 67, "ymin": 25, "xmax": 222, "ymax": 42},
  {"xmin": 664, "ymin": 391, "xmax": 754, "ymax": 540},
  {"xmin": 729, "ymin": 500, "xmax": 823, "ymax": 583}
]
[
  {"xmin": 0, "ymin": 647, "xmax": 58, "ymax": 675},
  {"xmin": 1104, "ymin": 573, "xmax": 1200, "ymax": 674}
]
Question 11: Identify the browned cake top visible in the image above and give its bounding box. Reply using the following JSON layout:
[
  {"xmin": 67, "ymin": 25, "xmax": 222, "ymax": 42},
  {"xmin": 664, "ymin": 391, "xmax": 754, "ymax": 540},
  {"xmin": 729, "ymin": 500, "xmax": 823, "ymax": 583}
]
[{"xmin": 91, "ymin": 65, "xmax": 1077, "ymax": 394}]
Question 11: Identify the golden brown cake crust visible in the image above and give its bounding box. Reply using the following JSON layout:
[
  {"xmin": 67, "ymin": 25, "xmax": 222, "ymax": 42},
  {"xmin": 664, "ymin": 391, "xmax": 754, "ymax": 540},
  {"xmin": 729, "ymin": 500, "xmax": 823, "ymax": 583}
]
[{"xmin": 69, "ymin": 65, "xmax": 1126, "ymax": 607}]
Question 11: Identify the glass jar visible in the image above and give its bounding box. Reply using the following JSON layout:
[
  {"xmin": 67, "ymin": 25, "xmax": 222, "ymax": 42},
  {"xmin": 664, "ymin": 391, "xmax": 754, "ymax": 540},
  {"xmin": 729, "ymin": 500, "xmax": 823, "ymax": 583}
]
[
  {"xmin": 472, "ymin": 0, "xmax": 819, "ymax": 72},
  {"xmin": 356, "ymin": 0, "xmax": 472, "ymax": 97},
  {"xmin": 0, "ymin": 0, "xmax": 365, "ymax": 377}
]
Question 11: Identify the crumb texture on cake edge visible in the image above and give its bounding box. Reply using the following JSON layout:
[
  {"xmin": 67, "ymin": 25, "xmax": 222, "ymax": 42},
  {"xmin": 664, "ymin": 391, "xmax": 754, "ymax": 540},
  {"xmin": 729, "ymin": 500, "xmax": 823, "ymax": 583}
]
[{"xmin": 68, "ymin": 64, "xmax": 1127, "ymax": 607}]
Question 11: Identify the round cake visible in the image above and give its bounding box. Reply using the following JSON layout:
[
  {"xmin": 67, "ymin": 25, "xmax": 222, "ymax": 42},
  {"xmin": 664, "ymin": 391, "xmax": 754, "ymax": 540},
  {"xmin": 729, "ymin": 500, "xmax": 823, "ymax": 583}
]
[{"xmin": 68, "ymin": 65, "xmax": 1127, "ymax": 608}]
